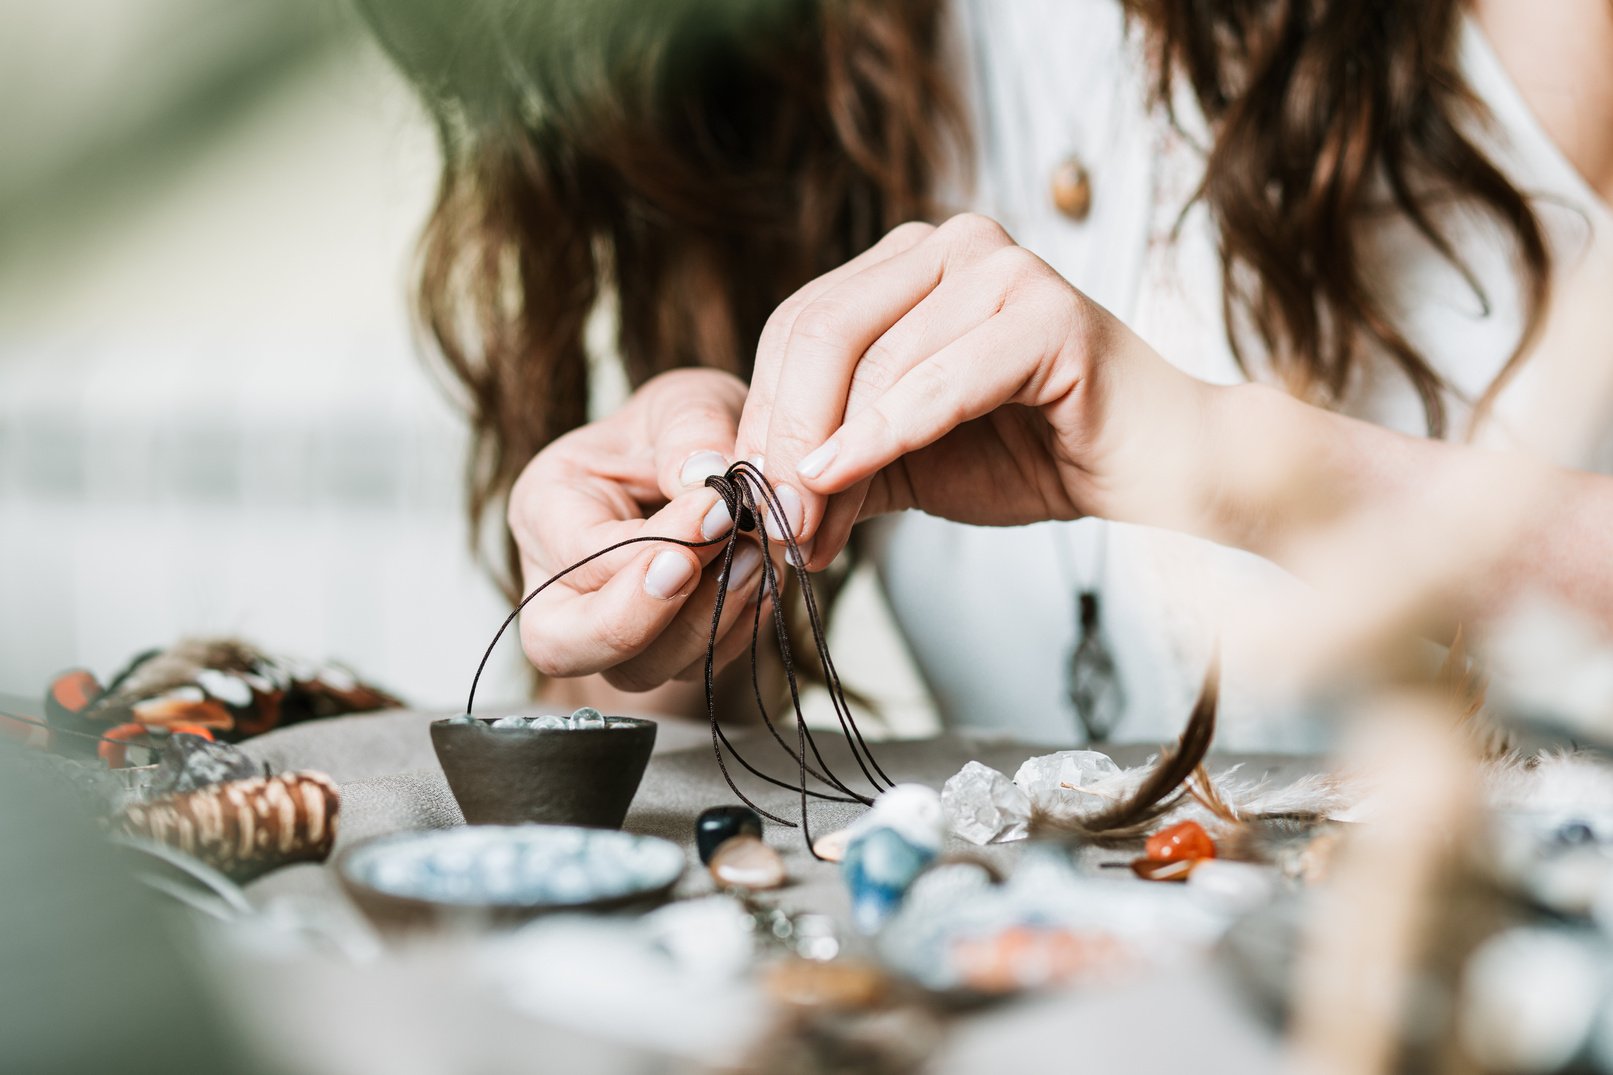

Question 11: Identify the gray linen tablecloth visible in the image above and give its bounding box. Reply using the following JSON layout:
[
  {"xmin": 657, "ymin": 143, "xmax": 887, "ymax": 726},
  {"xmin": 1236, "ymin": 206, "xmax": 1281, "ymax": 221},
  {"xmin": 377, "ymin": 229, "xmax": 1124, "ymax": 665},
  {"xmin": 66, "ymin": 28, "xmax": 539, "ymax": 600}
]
[{"xmin": 232, "ymin": 710, "xmax": 1299, "ymax": 1072}]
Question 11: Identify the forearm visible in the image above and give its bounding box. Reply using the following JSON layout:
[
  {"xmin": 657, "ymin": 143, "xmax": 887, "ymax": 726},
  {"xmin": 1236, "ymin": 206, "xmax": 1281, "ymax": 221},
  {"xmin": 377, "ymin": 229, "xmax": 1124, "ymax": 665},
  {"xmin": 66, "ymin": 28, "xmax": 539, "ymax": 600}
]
[{"xmin": 1197, "ymin": 381, "xmax": 1613, "ymax": 627}]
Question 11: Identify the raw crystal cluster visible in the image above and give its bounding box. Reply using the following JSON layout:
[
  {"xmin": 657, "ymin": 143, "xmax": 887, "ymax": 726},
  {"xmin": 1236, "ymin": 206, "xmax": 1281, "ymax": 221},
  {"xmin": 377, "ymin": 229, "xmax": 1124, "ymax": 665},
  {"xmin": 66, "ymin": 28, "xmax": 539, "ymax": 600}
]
[
  {"xmin": 941, "ymin": 750, "xmax": 1128, "ymax": 845},
  {"xmin": 941, "ymin": 762, "xmax": 1031, "ymax": 845}
]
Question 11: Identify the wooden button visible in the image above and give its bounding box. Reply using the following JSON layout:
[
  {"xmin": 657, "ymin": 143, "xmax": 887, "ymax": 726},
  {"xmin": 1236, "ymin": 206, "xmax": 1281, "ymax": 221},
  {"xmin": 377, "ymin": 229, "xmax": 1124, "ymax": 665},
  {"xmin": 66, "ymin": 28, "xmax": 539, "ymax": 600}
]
[{"xmin": 1051, "ymin": 155, "xmax": 1092, "ymax": 221}]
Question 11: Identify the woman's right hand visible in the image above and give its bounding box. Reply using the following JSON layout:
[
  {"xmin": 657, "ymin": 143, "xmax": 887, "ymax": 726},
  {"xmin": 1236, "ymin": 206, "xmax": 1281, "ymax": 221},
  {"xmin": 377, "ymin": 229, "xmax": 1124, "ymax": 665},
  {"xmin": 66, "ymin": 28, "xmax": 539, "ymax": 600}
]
[{"xmin": 508, "ymin": 368, "xmax": 766, "ymax": 692}]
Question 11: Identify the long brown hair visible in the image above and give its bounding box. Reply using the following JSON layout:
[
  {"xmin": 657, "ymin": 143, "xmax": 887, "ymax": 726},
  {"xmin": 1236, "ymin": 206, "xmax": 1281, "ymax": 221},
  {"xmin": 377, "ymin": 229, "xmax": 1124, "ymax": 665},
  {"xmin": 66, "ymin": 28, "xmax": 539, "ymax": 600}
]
[
  {"xmin": 1130, "ymin": 0, "xmax": 1549, "ymax": 434},
  {"xmin": 363, "ymin": 0, "xmax": 1549, "ymax": 595}
]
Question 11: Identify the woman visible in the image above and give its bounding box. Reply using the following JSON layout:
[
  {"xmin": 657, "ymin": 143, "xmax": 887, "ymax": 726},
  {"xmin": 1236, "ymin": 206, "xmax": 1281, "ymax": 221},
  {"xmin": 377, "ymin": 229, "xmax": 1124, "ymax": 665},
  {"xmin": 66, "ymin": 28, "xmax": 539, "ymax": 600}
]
[{"xmin": 365, "ymin": 0, "xmax": 1613, "ymax": 745}]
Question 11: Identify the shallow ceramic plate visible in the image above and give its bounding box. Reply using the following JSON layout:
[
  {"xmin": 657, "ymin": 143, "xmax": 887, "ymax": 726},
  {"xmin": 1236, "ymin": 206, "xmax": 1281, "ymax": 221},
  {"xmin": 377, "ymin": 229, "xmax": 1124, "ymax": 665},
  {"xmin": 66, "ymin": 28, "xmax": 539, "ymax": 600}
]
[{"xmin": 338, "ymin": 824, "xmax": 686, "ymax": 931}]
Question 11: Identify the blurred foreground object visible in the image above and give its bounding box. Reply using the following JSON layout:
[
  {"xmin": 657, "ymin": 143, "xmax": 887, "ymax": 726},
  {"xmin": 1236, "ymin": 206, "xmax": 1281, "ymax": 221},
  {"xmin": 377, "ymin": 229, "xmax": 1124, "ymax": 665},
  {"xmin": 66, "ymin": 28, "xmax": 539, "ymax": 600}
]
[
  {"xmin": 36, "ymin": 636, "xmax": 401, "ymax": 765},
  {"xmin": 0, "ymin": 745, "xmax": 263, "ymax": 1074}
]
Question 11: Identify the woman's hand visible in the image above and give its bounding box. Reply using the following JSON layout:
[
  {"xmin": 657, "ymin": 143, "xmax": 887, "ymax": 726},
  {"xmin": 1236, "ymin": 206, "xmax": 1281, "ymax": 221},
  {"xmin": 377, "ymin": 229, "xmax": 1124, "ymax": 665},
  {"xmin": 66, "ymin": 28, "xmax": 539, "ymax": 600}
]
[
  {"xmin": 508, "ymin": 369, "xmax": 765, "ymax": 692},
  {"xmin": 735, "ymin": 214, "xmax": 1223, "ymax": 568}
]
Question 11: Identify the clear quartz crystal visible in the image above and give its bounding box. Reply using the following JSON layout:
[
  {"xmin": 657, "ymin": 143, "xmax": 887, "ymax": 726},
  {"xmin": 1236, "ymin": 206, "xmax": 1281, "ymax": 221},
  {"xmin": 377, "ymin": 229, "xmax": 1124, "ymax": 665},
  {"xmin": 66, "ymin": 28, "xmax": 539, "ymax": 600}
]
[
  {"xmin": 1011, "ymin": 750, "xmax": 1122, "ymax": 812},
  {"xmin": 942, "ymin": 761, "xmax": 1032, "ymax": 845},
  {"xmin": 491, "ymin": 715, "xmax": 528, "ymax": 729},
  {"xmin": 531, "ymin": 715, "xmax": 568, "ymax": 731},
  {"xmin": 570, "ymin": 707, "xmax": 606, "ymax": 730},
  {"xmin": 445, "ymin": 713, "xmax": 479, "ymax": 725}
]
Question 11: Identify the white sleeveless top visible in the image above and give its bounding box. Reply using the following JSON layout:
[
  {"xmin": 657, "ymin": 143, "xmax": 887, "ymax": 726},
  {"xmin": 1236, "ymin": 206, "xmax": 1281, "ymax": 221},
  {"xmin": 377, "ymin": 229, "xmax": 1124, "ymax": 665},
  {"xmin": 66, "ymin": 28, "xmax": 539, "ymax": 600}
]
[{"xmin": 866, "ymin": 0, "xmax": 1612, "ymax": 749}]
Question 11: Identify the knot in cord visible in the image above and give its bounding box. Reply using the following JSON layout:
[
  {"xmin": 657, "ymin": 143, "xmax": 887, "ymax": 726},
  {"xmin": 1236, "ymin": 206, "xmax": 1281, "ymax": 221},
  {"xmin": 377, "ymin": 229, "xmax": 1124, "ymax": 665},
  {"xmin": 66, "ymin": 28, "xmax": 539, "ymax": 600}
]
[{"xmin": 705, "ymin": 465, "xmax": 758, "ymax": 533}]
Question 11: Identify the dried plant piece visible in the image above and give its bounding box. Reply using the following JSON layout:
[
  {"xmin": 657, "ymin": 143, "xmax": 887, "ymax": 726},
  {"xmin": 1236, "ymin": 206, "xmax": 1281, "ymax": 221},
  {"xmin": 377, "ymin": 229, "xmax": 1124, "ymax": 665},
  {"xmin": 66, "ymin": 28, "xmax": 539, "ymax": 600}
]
[
  {"xmin": 1032, "ymin": 651, "xmax": 1220, "ymax": 843},
  {"xmin": 118, "ymin": 771, "xmax": 340, "ymax": 881}
]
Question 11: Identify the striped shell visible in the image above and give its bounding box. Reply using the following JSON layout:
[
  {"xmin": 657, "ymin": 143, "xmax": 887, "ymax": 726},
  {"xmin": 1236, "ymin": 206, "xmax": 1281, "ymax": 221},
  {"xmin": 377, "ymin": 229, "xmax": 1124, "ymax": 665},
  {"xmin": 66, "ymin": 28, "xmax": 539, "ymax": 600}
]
[{"xmin": 118, "ymin": 771, "xmax": 340, "ymax": 880}]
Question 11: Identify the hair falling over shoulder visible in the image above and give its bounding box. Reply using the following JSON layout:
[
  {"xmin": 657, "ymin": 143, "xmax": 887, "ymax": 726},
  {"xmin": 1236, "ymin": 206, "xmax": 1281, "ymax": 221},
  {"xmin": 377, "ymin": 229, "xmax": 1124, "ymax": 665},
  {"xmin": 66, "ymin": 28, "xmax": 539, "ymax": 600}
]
[
  {"xmin": 1127, "ymin": 0, "xmax": 1550, "ymax": 435},
  {"xmin": 362, "ymin": 0, "xmax": 1550, "ymax": 597}
]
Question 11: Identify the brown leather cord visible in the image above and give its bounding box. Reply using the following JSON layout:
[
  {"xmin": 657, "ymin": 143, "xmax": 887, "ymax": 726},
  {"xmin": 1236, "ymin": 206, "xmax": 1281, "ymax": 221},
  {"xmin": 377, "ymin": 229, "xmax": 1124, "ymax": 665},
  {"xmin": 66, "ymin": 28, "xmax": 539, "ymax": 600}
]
[{"xmin": 466, "ymin": 461, "xmax": 893, "ymax": 856}]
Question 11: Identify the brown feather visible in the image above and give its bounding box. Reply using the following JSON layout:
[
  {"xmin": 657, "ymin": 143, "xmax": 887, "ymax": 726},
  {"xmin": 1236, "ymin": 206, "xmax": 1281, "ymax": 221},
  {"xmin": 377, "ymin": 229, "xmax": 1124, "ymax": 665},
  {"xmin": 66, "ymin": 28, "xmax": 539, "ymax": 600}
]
[
  {"xmin": 1188, "ymin": 763, "xmax": 1243, "ymax": 825},
  {"xmin": 1032, "ymin": 650, "xmax": 1221, "ymax": 844}
]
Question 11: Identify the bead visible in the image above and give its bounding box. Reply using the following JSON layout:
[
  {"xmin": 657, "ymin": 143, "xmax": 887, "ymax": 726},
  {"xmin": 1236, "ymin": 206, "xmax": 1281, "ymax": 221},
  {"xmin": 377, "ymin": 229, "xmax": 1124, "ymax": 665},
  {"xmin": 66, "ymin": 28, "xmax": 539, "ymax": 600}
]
[
  {"xmin": 695, "ymin": 805, "xmax": 764, "ymax": 865},
  {"xmin": 708, "ymin": 835, "xmax": 786, "ymax": 890},
  {"xmin": 1050, "ymin": 156, "xmax": 1092, "ymax": 221},
  {"xmin": 811, "ymin": 827, "xmax": 850, "ymax": 863},
  {"xmin": 1145, "ymin": 820, "xmax": 1216, "ymax": 863}
]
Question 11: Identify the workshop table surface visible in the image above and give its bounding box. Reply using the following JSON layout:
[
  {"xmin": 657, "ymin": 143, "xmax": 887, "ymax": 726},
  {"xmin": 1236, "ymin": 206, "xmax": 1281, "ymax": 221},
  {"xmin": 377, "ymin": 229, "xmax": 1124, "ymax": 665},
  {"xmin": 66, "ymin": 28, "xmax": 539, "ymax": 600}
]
[{"xmin": 228, "ymin": 709, "xmax": 1301, "ymax": 1073}]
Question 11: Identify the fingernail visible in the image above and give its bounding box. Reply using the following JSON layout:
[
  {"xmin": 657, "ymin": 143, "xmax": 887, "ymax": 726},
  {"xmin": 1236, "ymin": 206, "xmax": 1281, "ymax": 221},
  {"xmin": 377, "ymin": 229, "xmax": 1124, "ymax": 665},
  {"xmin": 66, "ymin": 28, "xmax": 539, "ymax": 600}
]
[
  {"xmin": 764, "ymin": 484, "xmax": 803, "ymax": 542},
  {"xmin": 788, "ymin": 538, "xmax": 814, "ymax": 568},
  {"xmin": 680, "ymin": 451, "xmax": 728, "ymax": 487},
  {"xmin": 728, "ymin": 544, "xmax": 763, "ymax": 589},
  {"xmin": 749, "ymin": 453, "xmax": 765, "ymax": 472},
  {"xmin": 701, "ymin": 498, "xmax": 733, "ymax": 540},
  {"xmin": 644, "ymin": 551, "xmax": 695, "ymax": 600},
  {"xmin": 796, "ymin": 440, "xmax": 838, "ymax": 479}
]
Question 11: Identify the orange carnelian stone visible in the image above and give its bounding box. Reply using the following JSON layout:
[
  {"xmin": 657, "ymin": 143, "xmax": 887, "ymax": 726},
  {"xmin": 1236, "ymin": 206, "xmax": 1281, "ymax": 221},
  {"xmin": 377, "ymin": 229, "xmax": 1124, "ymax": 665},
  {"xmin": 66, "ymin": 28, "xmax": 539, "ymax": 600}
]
[{"xmin": 1144, "ymin": 820, "xmax": 1216, "ymax": 863}]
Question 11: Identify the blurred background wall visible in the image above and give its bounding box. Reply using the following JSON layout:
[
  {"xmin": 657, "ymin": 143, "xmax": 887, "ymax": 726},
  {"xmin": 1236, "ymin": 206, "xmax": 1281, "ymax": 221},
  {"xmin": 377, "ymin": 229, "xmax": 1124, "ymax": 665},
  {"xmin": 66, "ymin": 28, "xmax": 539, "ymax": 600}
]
[
  {"xmin": 0, "ymin": 0, "xmax": 936, "ymax": 730},
  {"xmin": 0, "ymin": 0, "xmax": 526, "ymax": 705}
]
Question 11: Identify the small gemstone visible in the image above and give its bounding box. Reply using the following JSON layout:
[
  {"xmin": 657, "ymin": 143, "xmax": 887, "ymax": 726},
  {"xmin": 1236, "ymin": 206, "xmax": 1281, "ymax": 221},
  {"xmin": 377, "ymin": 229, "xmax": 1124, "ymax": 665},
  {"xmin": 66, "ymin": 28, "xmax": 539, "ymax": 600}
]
[
  {"xmin": 696, "ymin": 805, "xmax": 764, "ymax": 864},
  {"xmin": 490, "ymin": 715, "xmax": 528, "ymax": 729},
  {"xmin": 445, "ymin": 714, "xmax": 478, "ymax": 725},
  {"xmin": 530, "ymin": 715, "xmax": 568, "ymax": 731},
  {"xmin": 708, "ymin": 835, "xmax": 785, "ymax": 890},
  {"xmin": 1144, "ymin": 820, "xmax": 1216, "ymax": 863},
  {"xmin": 811, "ymin": 828, "xmax": 851, "ymax": 863},
  {"xmin": 569, "ymin": 707, "xmax": 606, "ymax": 730}
]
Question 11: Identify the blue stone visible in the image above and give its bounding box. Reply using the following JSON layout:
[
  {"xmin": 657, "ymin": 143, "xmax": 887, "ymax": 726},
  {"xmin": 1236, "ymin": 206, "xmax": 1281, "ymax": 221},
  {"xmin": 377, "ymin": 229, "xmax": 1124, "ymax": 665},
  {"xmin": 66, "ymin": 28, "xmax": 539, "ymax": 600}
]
[
  {"xmin": 696, "ymin": 805, "xmax": 763, "ymax": 865},
  {"xmin": 841, "ymin": 825, "xmax": 936, "ymax": 934}
]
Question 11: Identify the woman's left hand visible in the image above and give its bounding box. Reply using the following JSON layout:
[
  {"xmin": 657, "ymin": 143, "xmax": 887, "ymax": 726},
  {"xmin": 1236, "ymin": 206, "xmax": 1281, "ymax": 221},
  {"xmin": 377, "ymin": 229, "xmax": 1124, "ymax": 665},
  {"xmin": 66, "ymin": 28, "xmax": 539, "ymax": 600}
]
[{"xmin": 734, "ymin": 213, "xmax": 1222, "ymax": 567}]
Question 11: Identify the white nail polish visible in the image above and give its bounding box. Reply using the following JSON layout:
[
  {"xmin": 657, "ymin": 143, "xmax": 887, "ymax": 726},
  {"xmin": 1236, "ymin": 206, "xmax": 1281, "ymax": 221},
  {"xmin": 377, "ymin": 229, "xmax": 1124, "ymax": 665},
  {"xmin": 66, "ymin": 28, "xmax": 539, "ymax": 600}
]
[
  {"xmin": 727, "ymin": 544, "xmax": 763, "ymax": 588},
  {"xmin": 644, "ymin": 551, "xmax": 694, "ymax": 599},
  {"xmin": 702, "ymin": 499, "xmax": 733, "ymax": 540},
  {"xmin": 680, "ymin": 451, "xmax": 728, "ymax": 486},
  {"xmin": 796, "ymin": 440, "xmax": 838, "ymax": 479},
  {"xmin": 764, "ymin": 485, "xmax": 803, "ymax": 542}
]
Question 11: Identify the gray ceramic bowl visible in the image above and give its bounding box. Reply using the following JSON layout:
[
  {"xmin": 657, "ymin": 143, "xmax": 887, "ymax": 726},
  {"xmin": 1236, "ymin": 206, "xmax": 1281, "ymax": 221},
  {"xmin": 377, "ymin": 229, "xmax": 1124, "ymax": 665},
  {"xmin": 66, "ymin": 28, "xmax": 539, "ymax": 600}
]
[
  {"xmin": 429, "ymin": 715, "xmax": 657, "ymax": 828},
  {"xmin": 337, "ymin": 824, "xmax": 684, "ymax": 932}
]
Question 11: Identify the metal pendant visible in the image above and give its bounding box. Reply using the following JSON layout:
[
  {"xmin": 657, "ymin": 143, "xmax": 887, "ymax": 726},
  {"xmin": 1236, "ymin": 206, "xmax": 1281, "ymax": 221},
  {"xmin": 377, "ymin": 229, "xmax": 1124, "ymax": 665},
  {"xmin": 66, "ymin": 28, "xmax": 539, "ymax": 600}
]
[{"xmin": 1066, "ymin": 590, "xmax": 1124, "ymax": 743}]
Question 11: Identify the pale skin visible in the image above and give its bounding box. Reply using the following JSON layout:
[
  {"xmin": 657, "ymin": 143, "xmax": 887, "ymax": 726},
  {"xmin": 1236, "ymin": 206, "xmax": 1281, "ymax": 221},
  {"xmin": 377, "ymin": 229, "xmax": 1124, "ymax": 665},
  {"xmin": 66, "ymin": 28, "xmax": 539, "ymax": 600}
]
[{"xmin": 529, "ymin": 0, "xmax": 1613, "ymax": 720}]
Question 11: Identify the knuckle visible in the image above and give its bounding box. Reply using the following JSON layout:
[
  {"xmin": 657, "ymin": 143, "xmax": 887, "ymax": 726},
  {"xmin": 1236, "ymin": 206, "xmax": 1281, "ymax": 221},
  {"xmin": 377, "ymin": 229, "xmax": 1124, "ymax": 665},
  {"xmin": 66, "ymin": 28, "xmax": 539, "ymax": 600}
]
[
  {"xmin": 787, "ymin": 300, "xmax": 851, "ymax": 350},
  {"xmin": 940, "ymin": 212, "xmax": 1010, "ymax": 250},
  {"xmin": 596, "ymin": 610, "xmax": 652, "ymax": 658},
  {"xmin": 883, "ymin": 220, "xmax": 936, "ymax": 247},
  {"xmin": 987, "ymin": 244, "xmax": 1040, "ymax": 278},
  {"xmin": 849, "ymin": 338, "xmax": 900, "ymax": 405}
]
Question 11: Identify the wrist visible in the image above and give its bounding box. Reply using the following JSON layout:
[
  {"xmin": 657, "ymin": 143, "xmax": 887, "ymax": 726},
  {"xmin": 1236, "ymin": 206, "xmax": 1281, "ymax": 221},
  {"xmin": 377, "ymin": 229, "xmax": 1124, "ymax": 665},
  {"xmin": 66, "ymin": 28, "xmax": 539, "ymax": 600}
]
[{"xmin": 1195, "ymin": 381, "xmax": 1370, "ymax": 557}]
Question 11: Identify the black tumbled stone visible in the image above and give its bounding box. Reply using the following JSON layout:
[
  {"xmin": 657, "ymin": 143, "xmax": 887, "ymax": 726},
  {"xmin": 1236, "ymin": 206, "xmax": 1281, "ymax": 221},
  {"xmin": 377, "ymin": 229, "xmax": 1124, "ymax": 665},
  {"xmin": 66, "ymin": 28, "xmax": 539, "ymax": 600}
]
[{"xmin": 696, "ymin": 805, "xmax": 763, "ymax": 864}]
